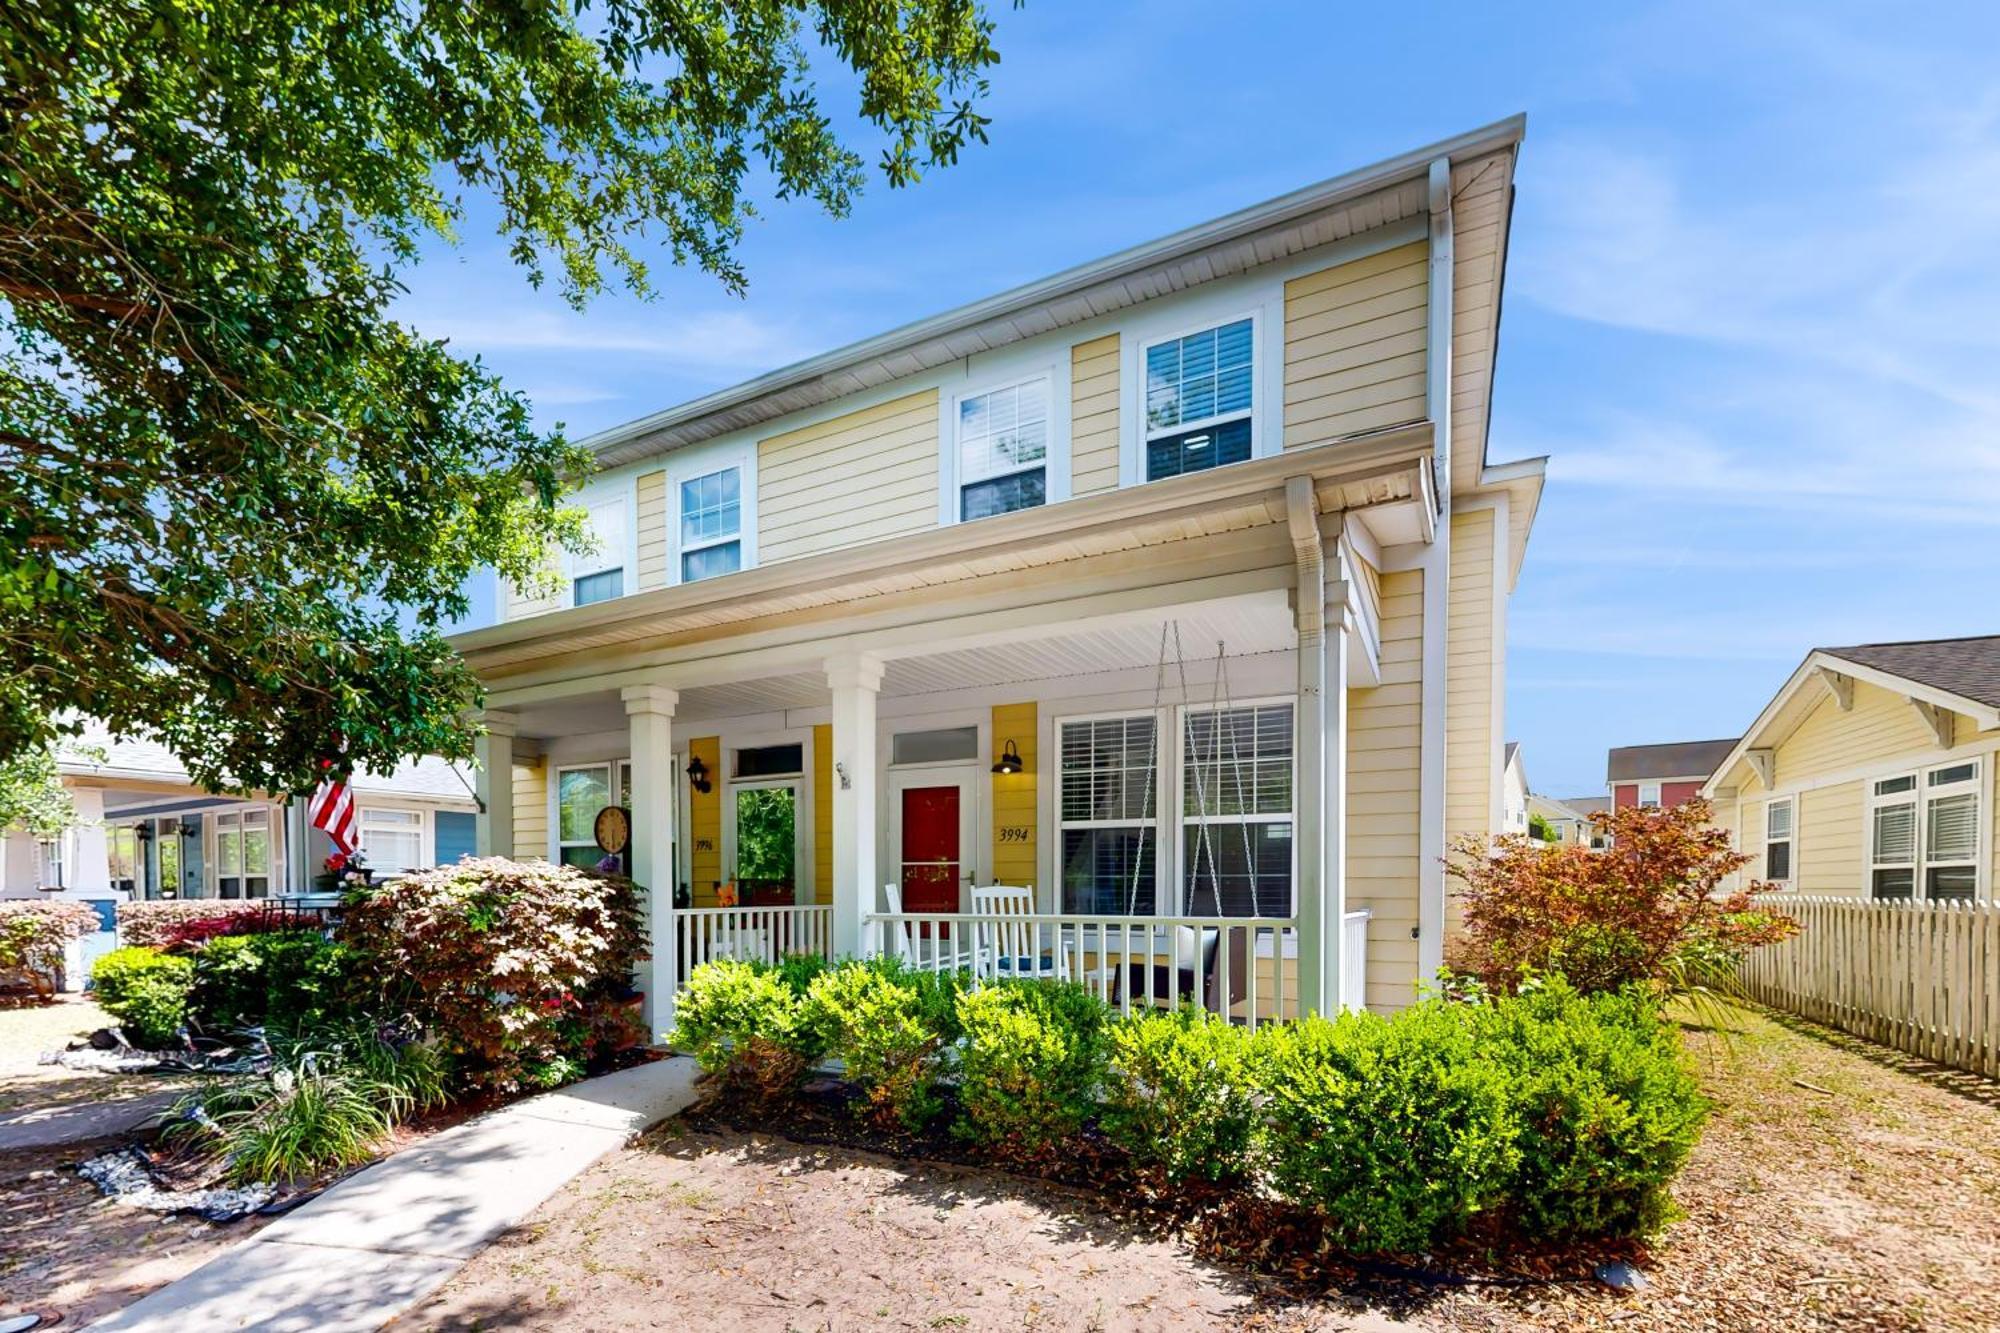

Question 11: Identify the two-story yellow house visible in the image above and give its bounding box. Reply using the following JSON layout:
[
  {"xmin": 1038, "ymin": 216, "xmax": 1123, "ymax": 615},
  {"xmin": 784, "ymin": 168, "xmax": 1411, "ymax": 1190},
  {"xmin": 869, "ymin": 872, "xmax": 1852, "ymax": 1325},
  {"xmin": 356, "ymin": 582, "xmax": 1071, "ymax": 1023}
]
[{"xmin": 449, "ymin": 117, "xmax": 1544, "ymax": 1030}]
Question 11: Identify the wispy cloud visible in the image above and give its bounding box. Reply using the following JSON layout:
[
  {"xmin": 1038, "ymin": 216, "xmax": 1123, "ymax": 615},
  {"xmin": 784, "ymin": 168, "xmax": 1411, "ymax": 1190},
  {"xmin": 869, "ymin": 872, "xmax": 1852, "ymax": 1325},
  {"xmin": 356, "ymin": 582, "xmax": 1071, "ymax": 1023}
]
[{"xmin": 409, "ymin": 307, "xmax": 819, "ymax": 376}]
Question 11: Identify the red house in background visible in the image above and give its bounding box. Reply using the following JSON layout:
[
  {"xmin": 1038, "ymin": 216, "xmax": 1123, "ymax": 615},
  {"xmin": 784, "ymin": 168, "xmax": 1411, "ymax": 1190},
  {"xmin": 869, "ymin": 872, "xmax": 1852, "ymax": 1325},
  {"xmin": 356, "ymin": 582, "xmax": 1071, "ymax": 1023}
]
[{"xmin": 1607, "ymin": 738, "xmax": 1738, "ymax": 810}]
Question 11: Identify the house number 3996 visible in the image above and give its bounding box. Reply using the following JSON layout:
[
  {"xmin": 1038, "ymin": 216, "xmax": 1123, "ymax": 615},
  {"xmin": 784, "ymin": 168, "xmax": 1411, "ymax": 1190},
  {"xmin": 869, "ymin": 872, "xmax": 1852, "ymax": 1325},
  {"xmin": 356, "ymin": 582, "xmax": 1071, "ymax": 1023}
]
[{"xmin": 998, "ymin": 827, "xmax": 1030, "ymax": 842}]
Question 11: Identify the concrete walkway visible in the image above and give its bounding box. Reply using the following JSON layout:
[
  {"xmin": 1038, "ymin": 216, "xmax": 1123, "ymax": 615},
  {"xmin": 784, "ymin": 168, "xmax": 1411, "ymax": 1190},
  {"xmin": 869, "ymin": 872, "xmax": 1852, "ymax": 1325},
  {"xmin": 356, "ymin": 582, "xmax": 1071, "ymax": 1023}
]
[
  {"xmin": 0, "ymin": 1087, "xmax": 180, "ymax": 1152},
  {"xmin": 87, "ymin": 1057, "xmax": 702, "ymax": 1333}
]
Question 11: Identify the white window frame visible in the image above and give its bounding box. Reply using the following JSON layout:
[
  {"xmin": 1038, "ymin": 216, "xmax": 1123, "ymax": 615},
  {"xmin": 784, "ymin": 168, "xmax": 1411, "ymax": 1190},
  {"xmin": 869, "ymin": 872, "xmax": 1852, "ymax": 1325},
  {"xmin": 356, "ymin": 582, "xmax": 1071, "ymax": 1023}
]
[
  {"xmin": 1761, "ymin": 797, "xmax": 1794, "ymax": 888},
  {"xmin": 665, "ymin": 442, "xmax": 757, "ymax": 588},
  {"xmin": 721, "ymin": 734, "xmax": 811, "ymax": 906},
  {"xmin": 356, "ymin": 805, "xmax": 427, "ymax": 879},
  {"xmin": 214, "ymin": 807, "xmax": 276, "ymax": 899},
  {"xmin": 1637, "ymin": 781, "xmax": 1662, "ymax": 809},
  {"xmin": 1052, "ymin": 709, "xmax": 1167, "ymax": 916},
  {"xmin": 568, "ymin": 491, "xmax": 633, "ymax": 608},
  {"xmin": 1119, "ymin": 296, "xmax": 1280, "ymax": 487},
  {"xmin": 675, "ymin": 465, "xmax": 745, "ymax": 584},
  {"xmin": 552, "ymin": 761, "xmax": 625, "ymax": 868},
  {"xmin": 1863, "ymin": 757, "xmax": 1986, "ymax": 902},
  {"xmin": 1174, "ymin": 698, "xmax": 1298, "ymax": 919},
  {"xmin": 937, "ymin": 359, "xmax": 1072, "ymax": 525}
]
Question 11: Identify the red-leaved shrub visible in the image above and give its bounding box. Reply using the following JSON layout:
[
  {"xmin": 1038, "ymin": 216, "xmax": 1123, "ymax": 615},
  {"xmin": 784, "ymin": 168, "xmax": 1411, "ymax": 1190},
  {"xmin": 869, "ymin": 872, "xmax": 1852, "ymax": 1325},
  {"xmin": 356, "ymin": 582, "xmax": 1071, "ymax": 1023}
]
[
  {"xmin": 118, "ymin": 899, "xmax": 275, "ymax": 950},
  {"xmin": 158, "ymin": 906, "xmax": 303, "ymax": 954},
  {"xmin": 1447, "ymin": 798, "xmax": 1798, "ymax": 996},
  {"xmin": 0, "ymin": 900, "xmax": 102, "ymax": 1000},
  {"xmin": 338, "ymin": 857, "xmax": 646, "ymax": 1090}
]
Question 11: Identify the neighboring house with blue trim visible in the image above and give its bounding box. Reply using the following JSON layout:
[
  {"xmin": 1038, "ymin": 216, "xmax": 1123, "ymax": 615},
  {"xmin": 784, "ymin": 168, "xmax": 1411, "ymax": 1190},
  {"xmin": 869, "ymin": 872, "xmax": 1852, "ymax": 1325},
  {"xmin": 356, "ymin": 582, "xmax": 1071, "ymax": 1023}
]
[{"xmin": 0, "ymin": 723, "xmax": 479, "ymax": 905}]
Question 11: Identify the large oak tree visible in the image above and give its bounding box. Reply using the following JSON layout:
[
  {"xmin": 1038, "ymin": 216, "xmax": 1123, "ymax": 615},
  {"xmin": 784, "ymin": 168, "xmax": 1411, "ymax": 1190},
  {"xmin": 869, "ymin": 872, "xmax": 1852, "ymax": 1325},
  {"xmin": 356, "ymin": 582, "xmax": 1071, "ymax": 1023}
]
[{"xmin": 0, "ymin": 1, "xmax": 1002, "ymax": 794}]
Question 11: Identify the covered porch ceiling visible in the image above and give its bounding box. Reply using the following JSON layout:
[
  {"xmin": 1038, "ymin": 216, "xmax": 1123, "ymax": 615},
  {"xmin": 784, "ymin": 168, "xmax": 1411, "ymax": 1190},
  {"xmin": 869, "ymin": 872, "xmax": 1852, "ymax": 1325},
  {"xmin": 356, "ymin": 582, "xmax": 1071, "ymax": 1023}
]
[{"xmin": 502, "ymin": 591, "xmax": 1301, "ymax": 739}]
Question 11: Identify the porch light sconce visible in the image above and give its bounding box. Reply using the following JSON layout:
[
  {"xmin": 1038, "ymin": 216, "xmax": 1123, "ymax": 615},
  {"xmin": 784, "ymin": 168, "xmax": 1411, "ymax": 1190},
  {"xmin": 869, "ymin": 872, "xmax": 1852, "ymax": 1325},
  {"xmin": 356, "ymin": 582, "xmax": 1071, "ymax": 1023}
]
[
  {"xmin": 992, "ymin": 740, "xmax": 1024, "ymax": 776},
  {"xmin": 685, "ymin": 755, "xmax": 712, "ymax": 794},
  {"xmin": 835, "ymin": 762, "xmax": 851, "ymax": 790}
]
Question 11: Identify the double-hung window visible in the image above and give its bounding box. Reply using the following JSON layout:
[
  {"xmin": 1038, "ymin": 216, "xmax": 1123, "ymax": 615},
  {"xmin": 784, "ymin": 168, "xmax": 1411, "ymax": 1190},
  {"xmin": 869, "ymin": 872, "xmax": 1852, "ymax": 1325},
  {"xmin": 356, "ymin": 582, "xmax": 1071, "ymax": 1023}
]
[
  {"xmin": 1762, "ymin": 798, "xmax": 1793, "ymax": 885},
  {"xmin": 1637, "ymin": 782, "xmax": 1662, "ymax": 809},
  {"xmin": 1182, "ymin": 703, "xmax": 1294, "ymax": 917},
  {"xmin": 1923, "ymin": 761, "xmax": 1981, "ymax": 901},
  {"xmin": 572, "ymin": 497, "xmax": 627, "ymax": 606},
  {"xmin": 955, "ymin": 377, "xmax": 1050, "ymax": 519},
  {"xmin": 1057, "ymin": 716, "xmax": 1159, "ymax": 915},
  {"xmin": 216, "ymin": 808, "xmax": 273, "ymax": 898},
  {"xmin": 1869, "ymin": 759, "xmax": 1983, "ymax": 901},
  {"xmin": 680, "ymin": 467, "xmax": 742, "ymax": 582},
  {"xmin": 1143, "ymin": 318, "xmax": 1255, "ymax": 481},
  {"xmin": 358, "ymin": 808, "xmax": 423, "ymax": 877}
]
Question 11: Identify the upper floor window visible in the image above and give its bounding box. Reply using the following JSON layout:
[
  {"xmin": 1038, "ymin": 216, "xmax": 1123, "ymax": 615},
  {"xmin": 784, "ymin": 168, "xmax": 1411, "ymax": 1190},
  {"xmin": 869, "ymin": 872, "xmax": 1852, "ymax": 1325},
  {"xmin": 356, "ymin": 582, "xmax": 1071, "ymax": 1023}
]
[
  {"xmin": 573, "ymin": 497, "xmax": 626, "ymax": 606},
  {"xmin": 1144, "ymin": 318, "xmax": 1254, "ymax": 481},
  {"xmin": 1637, "ymin": 781, "xmax": 1662, "ymax": 809},
  {"xmin": 680, "ymin": 467, "xmax": 742, "ymax": 582},
  {"xmin": 956, "ymin": 377, "xmax": 1050, "ymax": 520}
]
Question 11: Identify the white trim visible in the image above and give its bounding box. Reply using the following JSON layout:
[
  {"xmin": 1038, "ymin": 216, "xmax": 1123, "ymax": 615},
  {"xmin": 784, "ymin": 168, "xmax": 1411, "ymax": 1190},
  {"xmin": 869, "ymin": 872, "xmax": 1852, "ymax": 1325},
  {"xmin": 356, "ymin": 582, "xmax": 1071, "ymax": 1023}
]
[
  {"xmin": 566, "ymin": 488, "xmax": 633, "ymax": 609},
  {"xmin": 936, "ymin": 353, "xmax": 1073, "ymax": 527},
  {"xmin": 664, "ymin": 441, "xmax": 757, "ymax": 588},
  {"xmin": 1637, "ymin": 781, "xmax": 1662, "ymax": 809},
  {"xmin": 1761, "ymin": 795, "xmax": 1794, "ymax": 888},
  {"xmin": 1860, "ymin": 756, "xmax": 1986, "ymax": 902},
  {"xmin": 1117, "ymin": 288, "xmax": 1285, "ymax": 487},
  {"xmin": 886, "ymin": 764, "xmax": 982, "ymax": 913}
]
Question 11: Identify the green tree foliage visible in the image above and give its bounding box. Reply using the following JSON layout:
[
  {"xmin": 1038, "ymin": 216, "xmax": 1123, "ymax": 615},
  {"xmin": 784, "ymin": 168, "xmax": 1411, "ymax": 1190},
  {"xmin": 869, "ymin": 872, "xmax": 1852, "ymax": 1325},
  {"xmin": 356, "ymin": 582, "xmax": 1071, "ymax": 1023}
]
[
  {"xmin": 0, "ymin": 742, "xmax": 76, "ymax": 837},
  {"xmin": 0, "ymin": 1, "xmax": 1006, "ymax": 793}
]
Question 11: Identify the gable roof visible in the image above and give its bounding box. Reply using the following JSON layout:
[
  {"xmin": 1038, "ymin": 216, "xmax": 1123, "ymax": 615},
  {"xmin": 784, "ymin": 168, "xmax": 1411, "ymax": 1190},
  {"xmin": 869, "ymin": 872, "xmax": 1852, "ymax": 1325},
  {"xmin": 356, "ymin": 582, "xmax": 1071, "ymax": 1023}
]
[
  {"xmin": 1703, "ymin": 634, "xmax": 2000, "ymax": 796},
  {"xmin": 1606, "ymin": 738, "xmax": 1738, "ymax": 784},
  {"xmin": 1821, "ymin": 636, "xmax": 2000, "ymax": 710},
  {"xmin": 582, "ymin": 116, "xmax": 1526, "ymax": 471},
  {"xmin": 1559, "ymin": 794, "xmax": 1614, "ymax": 816}
]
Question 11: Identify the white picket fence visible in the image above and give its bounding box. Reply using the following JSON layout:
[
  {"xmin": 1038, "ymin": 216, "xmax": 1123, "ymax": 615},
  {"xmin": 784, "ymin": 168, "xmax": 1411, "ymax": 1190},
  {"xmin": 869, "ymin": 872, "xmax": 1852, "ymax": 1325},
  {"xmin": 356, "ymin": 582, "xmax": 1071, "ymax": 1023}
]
[{"xmin": 1737, "ymin": 895, "xmax": 2000, "ymax": 1079}]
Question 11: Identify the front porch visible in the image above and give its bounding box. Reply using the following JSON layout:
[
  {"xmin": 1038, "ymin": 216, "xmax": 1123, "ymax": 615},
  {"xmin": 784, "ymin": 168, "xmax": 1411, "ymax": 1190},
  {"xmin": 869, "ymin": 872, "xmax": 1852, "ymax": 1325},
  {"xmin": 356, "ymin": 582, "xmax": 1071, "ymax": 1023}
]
[{"xmin": 461, "ymin": 439, "xmax": 1443, "ymax": 1033}]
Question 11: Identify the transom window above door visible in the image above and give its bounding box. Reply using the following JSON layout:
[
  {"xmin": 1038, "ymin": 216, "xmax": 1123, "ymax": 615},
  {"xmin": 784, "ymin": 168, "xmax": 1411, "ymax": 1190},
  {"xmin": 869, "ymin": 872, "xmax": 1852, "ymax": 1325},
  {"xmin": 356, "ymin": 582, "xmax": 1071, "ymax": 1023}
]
[
  {"xmin": 680, "ymin": 467, "xmax": 742, "ymax": 582},
  {"xmin": 1143, "ymin": 318, "xmax": 1254, "ymax": 481},
  {"xmin": 955, "ymin": 377, "xmax": 1050, "ymax": 520}
]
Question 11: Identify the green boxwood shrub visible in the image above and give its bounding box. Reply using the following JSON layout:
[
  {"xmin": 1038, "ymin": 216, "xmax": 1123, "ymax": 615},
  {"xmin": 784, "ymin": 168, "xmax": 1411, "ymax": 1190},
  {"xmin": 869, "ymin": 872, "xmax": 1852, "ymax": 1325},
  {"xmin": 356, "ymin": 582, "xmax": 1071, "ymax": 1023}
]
[
  {"xmin": 191, "ymin": 930, "xmax": 359, "ymax": 1032},
  {"xmin": 802, "ymin": 959, "xmax": 967, "ymax": 1132},
  {"xmin": 1478, "ymin": 979, "xmax": 1708, "ymax": 1239},
  {"xmin": 955, "ymin": 979, "xmax": 1108, "ymax": 1158},
  {"xmin": 1101, "ymin": 1005, "xmax": 1257, "ymax": 1184},
  {"xmin": 1251, "ymin": 1003, "xmax": 1516, "ymax": 1254},
  {"xmin": 670, "ymin": 959, "xmax": 819, "ymax": 1103},
  {"xmin": 91, "ymin": 946, "xmax": 195, "ymax": 1047}
]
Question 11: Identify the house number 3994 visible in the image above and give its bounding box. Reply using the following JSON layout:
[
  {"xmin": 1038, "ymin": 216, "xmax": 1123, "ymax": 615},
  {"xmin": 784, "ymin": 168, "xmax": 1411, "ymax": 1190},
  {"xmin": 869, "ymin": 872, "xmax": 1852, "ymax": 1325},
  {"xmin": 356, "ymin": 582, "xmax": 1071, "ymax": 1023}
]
[{"xmin": 998, "ymin": 827, "xmax": 1031, "ymax": 842}]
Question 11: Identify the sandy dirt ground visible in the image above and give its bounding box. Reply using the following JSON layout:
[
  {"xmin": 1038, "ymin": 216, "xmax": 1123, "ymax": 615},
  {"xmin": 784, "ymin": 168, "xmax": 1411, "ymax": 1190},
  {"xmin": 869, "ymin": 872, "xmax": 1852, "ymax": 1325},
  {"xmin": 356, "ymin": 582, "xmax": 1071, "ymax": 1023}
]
[{"xmin": 409, "ymin": 1004, "xmax": 2000, "ymax": 1333}]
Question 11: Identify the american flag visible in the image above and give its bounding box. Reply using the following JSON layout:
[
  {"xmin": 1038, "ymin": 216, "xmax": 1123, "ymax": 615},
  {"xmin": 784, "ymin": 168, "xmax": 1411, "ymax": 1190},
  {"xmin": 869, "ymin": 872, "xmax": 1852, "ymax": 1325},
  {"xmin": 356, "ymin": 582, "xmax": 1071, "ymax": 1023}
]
[{"xmin": 308, "ymin": 770, "xmax": 357, "ymax": 855}]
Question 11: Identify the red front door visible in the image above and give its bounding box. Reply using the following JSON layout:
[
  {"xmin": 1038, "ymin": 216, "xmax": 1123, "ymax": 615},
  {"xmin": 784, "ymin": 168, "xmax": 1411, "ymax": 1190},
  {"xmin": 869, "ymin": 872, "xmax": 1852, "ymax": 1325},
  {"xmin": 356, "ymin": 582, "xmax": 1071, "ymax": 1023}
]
[{"xmin": 900, "ymin": 785, "xmax": 962, "ymax": 915}]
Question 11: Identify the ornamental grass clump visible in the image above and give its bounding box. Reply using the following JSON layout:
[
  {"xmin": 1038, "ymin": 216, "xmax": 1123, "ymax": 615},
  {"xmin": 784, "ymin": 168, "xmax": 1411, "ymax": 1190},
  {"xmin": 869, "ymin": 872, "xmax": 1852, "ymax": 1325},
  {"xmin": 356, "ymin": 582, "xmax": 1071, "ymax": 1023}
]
[
  {"xmin": 954, "ymin": 979, "xmax": 1109, "ymax": 1159},
  {"xmin": 338, "ymin": 857, "xmax": 645, "ymax": 1090},
  {"xmin": 1101, "ymin": 1004, "xmax": 1257, "ymax": 1185},
  {"xmin": 1251, "ymin": 1002, "xmax": 1516, "ymax": 1254},
  {"xmin": 671, "ymin": 958, "xmax": 819, "ymax": 1105},
  {"xmin": 1478, "ymin": 978, "xmax": 1707, "ymax": 1239}
]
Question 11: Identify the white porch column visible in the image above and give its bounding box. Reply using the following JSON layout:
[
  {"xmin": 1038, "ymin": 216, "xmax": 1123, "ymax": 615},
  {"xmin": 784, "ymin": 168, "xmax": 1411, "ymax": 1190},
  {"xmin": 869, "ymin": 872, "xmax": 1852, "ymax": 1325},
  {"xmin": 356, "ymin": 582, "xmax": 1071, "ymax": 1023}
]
[
  {"xmin": 473, "ymin": 710, "xmax": 517, "ymax": 857},
  {"xmin": 1289, "ymin": 481, "xmax": 1330, "ymax": 1017},
  {"xmin": 622, "ymin": 684, "xmax": 680, "ymax": 1039},
  {"xmin": 1323, "ymin": 578, "xmax": 1351, "ymax": 1011},
  {"xmin": 68, "ymin": 788, "xmax": 111, "ymax": 894},
  {"xmin": 826, "ymin": 653, "xmax": 884, "ymax": 959}
]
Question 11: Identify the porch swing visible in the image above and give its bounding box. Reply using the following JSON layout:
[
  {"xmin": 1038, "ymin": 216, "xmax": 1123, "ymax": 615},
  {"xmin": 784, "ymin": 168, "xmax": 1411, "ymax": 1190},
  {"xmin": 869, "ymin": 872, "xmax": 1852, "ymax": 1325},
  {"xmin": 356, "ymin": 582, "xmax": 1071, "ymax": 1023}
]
[{"xmin": 1114, "ymin": 621, "xmax": 1254, "ymax": 1015}]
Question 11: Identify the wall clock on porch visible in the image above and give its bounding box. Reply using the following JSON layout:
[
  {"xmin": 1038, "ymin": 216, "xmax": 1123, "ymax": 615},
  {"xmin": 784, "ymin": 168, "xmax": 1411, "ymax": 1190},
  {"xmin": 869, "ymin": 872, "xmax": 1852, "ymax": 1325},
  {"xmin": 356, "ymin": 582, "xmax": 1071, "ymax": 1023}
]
[{"xmin": 593, "ymin": 806, "xmax": 631, "ymax": 857}]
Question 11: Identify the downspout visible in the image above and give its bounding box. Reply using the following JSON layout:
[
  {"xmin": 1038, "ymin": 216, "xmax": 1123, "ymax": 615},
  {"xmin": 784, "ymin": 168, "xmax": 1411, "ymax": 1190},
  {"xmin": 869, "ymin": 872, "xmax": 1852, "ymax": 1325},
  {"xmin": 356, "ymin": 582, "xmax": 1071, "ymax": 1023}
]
[{"xmin": 1416, "ymin": 156, "xmax": 1455, "ymax": 978}]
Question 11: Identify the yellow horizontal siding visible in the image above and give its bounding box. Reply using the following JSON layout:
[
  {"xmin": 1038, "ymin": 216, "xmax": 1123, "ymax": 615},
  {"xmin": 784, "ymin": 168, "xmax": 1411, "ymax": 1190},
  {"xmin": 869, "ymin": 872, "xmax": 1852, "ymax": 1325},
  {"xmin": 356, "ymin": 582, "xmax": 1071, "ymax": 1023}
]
[
  {"xmin": 1797, "ymin": 781, "xmax": 1862, "ymax": 896},
  {"xmin": 991, "ymin": 702, "xmax": 1038, "ymax": 888},
  {"xmin": 511, "ymin": 762, "xmax": 548, "ymax": 860},
  {"xmin": 1070, "ymin": 335, "xmax": 1120, "ymax": 497},
  {"xmin": 1348, "ymin": 567, "xmax": 1424, "ymax": 1010},
  {"xmin": 688, "ymin": 737, "xmax": 721, "ymax": 906},
  {"xmin": 635, "ymin": 470, "xmax": 668, "ymax": 591},
  {"xmin": 813, "ymin": 724, "xmax": 832, "ymax": 906},
  {"xmin": 1283, "ymin": 242, "xmax": 1428, "ymax": 451},
  {"xmin": 758, "ymin": 390, "xmax": 939, "ymax": 563},
  {"xmin": 1779, "ymin": 683, "xmax": 1940, "ymax": 778}
]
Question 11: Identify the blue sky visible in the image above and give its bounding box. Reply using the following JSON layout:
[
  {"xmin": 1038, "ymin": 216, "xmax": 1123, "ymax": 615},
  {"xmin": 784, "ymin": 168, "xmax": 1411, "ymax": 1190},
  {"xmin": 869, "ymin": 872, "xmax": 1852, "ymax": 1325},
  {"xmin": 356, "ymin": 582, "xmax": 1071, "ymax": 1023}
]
[{"xmin": 394, "ymin": 1, "xmax": 2000, "ymax": 798}]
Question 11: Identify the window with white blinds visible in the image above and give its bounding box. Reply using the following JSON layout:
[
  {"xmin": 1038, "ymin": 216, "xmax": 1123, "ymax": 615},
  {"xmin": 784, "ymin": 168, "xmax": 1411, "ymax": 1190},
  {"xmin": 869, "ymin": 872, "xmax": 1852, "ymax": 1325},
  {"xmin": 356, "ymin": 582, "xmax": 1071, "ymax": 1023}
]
[
  {"xmin": 1181, "ymin": 703, "xmax": 1294, "ymax": 918},
  {"xmin": 1763, "ymin": 798, "xmax": 1793, "ymax": 884},
  {"xmin": 1143, "ymin": 318, "xmax": 1255, "ymax": 481},
  {"xmin": 1868, "ymin": 760, "xmax": 1982, "ymax": 901},
  {"xmin": 956, "ymin": 377, "xmax": 1050, "ymax": 520},
  {"xmin": 1057, "ymin": 715, "xmax": 1158, "ymax": 915}
]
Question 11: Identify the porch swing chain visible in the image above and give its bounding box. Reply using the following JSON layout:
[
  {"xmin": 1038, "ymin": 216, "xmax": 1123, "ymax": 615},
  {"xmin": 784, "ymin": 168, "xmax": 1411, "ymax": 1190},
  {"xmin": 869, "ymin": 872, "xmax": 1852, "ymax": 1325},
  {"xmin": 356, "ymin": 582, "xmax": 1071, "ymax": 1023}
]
[
  {"xmin": 1214, "ymin": 642, "xmax": 1257, "ymax": 919},
  {"xmin": 1127, "ymin": 621, "xmax": 1237, "ymax": 920},
  {"xmin": 1124, "ymin": 623, "xmax": 1170, "ymax": 917}
]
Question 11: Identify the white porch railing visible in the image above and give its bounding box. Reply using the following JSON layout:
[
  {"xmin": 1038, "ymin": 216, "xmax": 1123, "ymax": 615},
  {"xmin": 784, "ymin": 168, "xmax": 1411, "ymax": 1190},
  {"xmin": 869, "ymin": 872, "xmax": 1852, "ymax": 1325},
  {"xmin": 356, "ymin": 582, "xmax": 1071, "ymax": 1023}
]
[
  {"xmin": 672, "ymin": 904, "xmax": 835, "ymax": 983},
  {"xmin": 863, "ymin": 908, "xmax": 1373, "ymax": 1028}
]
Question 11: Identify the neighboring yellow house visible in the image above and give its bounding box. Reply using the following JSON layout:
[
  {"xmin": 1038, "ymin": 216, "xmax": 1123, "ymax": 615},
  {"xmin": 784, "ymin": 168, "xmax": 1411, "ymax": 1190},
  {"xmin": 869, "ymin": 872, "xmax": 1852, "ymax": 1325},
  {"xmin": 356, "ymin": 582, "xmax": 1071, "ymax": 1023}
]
[
  {"xmin": 1705, "ymin": 636, "xmax": 2000, "ymax": 902},
  {"xmin": 449, "ymin": 117, "xmax": 1545, "ymax": 1025}
]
